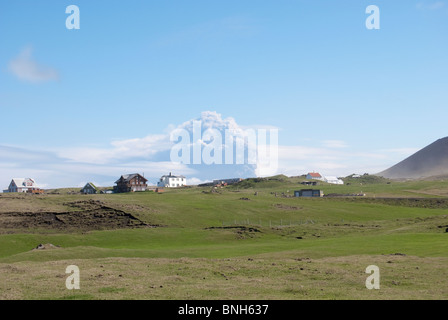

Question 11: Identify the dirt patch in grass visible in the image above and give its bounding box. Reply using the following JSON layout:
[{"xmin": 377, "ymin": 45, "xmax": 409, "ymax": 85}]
[
  {"xmin": 273, "ymin": 203, "xmax": 302, "ymax": 210},
  {"xmin": 206, "ymin": 226, "xmax": 261, "ymax": 239},
  {"xmin": 0, "ymin": 200, "xmax": 153, "ymax": 233},
  {"xmin": 344, "ymin": 197, "xmax": 448, "ymax": 209}
]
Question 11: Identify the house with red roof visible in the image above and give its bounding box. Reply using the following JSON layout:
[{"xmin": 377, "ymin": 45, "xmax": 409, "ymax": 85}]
[{"xmin": 306, "ymin": 172, "xmax": 324, "ymax": 181}]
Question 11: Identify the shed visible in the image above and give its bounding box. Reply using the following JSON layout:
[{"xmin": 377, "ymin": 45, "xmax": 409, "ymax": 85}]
[{"xmin": 294, "ymin": 189, "xmax": 324, "ymax": 198}]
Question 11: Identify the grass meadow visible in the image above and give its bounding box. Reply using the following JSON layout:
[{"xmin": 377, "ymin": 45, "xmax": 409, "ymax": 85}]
[{"xmin": 0, "ymin": 175, "xmax": 447, "ymax": 299}]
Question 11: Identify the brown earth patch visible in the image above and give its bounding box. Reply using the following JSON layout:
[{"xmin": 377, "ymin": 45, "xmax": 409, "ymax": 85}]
[
  {"xmin": 205, "ymin": 226, "xmax": 261, "ymax": 239},
  {"xmin": 273, "ymin": 203, "xmax": 302, "ymax": 210},
  {"xmin": 0, "ymin": 200, "xmax": 153, "ymax": 233}
]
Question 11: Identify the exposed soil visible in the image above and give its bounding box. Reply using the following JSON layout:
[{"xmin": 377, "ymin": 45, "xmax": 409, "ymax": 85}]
[
  {"xmin": 0, "ymin": 200, "xmax": 152, "ymax": 233},
  {"xmin": 340, "ymin": 197, "xmax": 448, "ymax": 209},
  {"xmin": 273, "ymin": 203, "xmax": 302, "ymax": 210},
  {"xmin": 205, "ymin": 226, "xmax": 261, "ymax": 239}
]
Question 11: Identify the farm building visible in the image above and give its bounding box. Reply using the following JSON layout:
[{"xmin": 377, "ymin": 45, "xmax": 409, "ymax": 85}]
[
  {"xmin": 323, "ymin": 176, "xmax": 344, "ymax": 185},
  {"xmin": 294, "ymin": 189, "xmax": 324, "ymax": 198},
  {"xmin": 306, "ymin": 172, "xmax": 324, "ymax": 181},
  {"xmin": 157, "ymin": 172, "xmax": 186, "ymax": 188},
  {"xmin": 81, "ymin": 182, "xmax": 98, "ymax": 194},
  {"xmin": 114, "ymin": 173, "xmax": 148, "ymax": 193},
  {"xmin": 3, "ymin": 178, "xmax": 43, "ymax": 194}
]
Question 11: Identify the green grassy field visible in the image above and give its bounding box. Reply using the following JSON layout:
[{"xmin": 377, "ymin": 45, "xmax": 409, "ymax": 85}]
[{"xmin": 0, "ymin": 176, "xmax": 447, "ymax": 299}]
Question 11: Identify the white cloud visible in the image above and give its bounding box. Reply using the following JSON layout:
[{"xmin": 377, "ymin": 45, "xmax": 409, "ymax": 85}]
[
  {"xmin": 273, "ymin": 144, "xmax": 404, "ymax": 178},
  {"xmin": 186, "ymin": 177, "xmax": 209, "ymax": 186},
  {"xmin": 58, "ymin": 134, "xmax": 171, "ymax": 164},
  {"xmin": 0, "ymin": 111, "xmax": 421, "ymax": 189},
  {"xmin": 8, "ymin": 47, "xmax": 59, "ymax": 83},
  {"xmin": 322, "ymin": 140, "xmax": 349, "ymax": 149}
]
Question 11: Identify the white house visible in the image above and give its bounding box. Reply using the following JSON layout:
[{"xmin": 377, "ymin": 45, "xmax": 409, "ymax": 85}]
[
  {"xmin": 157, "ymin": 173, "xmax": 186, "ymax": 188},
  {"xmin": 306, "ymin": 172, "xmax": 324, "ymax": 181},
  {"xmin": 3, "ymin": 178, "xmax": 43, "ymax": 193},
  {"xmin": 324, "ymin": 176, "xmax": 344, "ymax": 185}
]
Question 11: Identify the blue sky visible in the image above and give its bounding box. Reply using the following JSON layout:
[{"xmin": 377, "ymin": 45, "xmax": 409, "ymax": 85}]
[{"xmin": 1, "ymin": 1, "xmax": 447, "ymax": 188}]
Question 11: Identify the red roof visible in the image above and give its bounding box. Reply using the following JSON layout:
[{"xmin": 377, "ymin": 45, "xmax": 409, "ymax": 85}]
[{"xmin": 308, "ymin": 172, "xmax": 322, "ymax": 178}]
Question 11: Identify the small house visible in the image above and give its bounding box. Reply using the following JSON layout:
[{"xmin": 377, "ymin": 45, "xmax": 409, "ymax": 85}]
[
  {"xmin": 114, "ymin": 173, "xmax": 148, "ymax": 193},
  {"xmin": 306, "ymin": 172, "xmax": 323, "ymax": 181},
  {"xmin": 4, "ymin": 178, "xmax": 43, "ymax": 194},
  {"xmin": 81, "ymin": 182, "xmax": 98, "ymax": 194},
  {"xmin": 294, "ymin": 189, "xmax": 324, "ymax": 198},
  {"xmin": 157, "ymin": 172, "xmax": 186, "ymax": 188}
]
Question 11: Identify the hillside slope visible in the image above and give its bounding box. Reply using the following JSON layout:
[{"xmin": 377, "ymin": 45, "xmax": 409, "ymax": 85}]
[{"xmin": 377, "ymin": 137, "xmax": 448, "ymax": 179}]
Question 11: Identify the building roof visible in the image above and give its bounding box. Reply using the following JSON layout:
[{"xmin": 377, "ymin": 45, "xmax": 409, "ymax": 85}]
[
  {"xmin": 115, "ymin": 173, "xmax": 148, "ymax": 184},
  {"xmin": 307, "ymin": 172, "xmax": 322, "ymax": 178},
  {"xmin": 11, "ymin": 178, "xmax": 26, "ymax": 187},
  {"xmin": 324, "ymin": 176, "xmax": 341, "ymax": 180},
  {"xmin": 161, "ymin": 173, "xmax": 185, "ymax": 179},
  {"xmin": 82, "ymin": 182, "xmax": 98, "ymax": 190},
  {"xmin": 10, "ymin": 178, "xmax": 39, "ymax": 188}
]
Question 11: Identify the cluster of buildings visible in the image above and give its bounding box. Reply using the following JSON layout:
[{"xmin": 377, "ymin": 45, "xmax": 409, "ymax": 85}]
[
  {"xmin": 2, "ymin": 171, "xmax": 343, "ymax": 196},
  {"xmin": 305, "ymin": 172, "xmax": 344, "ymax": 185},
  {"xmin": 2, "ymin": 172, "xmax": 188, "ymax": 195},
  {"xmin": 294, "ymin": 172, "xmax": 345, "ymax": 198},
  {"xmin": 81, "ymin": 172, "xmax": 188, "ymax": 194}
]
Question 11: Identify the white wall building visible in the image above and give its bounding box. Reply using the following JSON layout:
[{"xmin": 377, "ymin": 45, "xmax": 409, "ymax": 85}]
[
  {"xmin": 306, "ymin": 172, "xmax": 324, "ymax": 181},
  {"xmin": 323, "ymin": 176, "xmax": 344, "ymax": 185},
  {"xmin": 157, "ymin": 173, "xmax": 186, "ymax": 188},
  {"xmin": 3, "ymin": 178, "xmax": 42, "ymax": 193}
]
